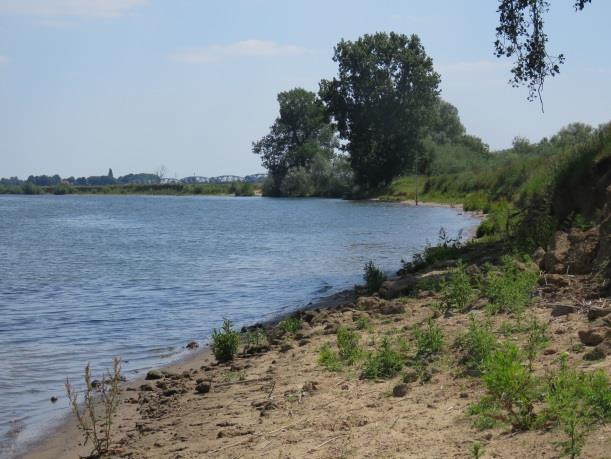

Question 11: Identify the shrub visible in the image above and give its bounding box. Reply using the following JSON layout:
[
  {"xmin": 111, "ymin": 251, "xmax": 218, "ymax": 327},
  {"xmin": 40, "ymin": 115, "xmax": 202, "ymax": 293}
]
[
  {"xmin": 65, "ymin": 358, "xmax": 122, "ymax": 458},
  {"xmin": 363, "ymin": 260, "xmax": 386, "ymax": 294},
  {"xmin": 319, "ymin": 344, "xmax": 341, "ymax": 371},
  {"xmin": 211, "ymin": 319, "xmax": 240, "ymax": 362},
  {"xmin": 523, "ymin": 316, "xmax": 550, "ymax": 371},
  {"xmin": 412, "ymin": 318, "xmax": 444, "ymax": 360},
  {"xmin": 361, "ymin": 338, "xmax": 403, "ymax": 379},
  {"xmin": 484, "ymin": 256, "xmax": 538, "ymax": 315},
  {"xmin": 278, "ymin": 317, "xmax": 301, "ymax": 334},
  {"xmin": 354, "ymin": 315, "xmax": 371, "ymax": 331},
  {"xmin": 336, "ymin": 326, "xmax": 361, "ymax": 364},
  {"xmin": 241, "ymin": 328, "xmax": 268, "ymax": 348},
  {"xmin": 439, "ymin": 261, "xmax": 475, "ymax": 313},
  {"xmin": 481, "ymin": 344, "xmax": 538, "ymax": 430},
  {"xmin": 455, "ymin": 315, "xmax": 497, "ymax": 374}
]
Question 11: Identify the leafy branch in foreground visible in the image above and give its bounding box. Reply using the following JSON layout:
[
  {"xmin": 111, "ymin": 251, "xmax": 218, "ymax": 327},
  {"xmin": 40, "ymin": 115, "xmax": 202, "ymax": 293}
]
[{"xmin": 65, "ymin": 358, "xmax": 122, "ymax": 458}]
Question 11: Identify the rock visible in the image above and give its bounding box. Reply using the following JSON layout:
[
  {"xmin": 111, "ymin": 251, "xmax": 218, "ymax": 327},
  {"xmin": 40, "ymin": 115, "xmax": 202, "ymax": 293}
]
[
  {"xmin": 392, "ymin": 383, "xmax": 409, "ymax": 397},
  {"xmin": 302, "ymin": 381, "xmax": 318, "ymax": 393},
  {"xmin": 578, "ymin": 328, "xmax": 608, "ymax": 346},
  {"xmin": 145, "ymin": 370, "xmax": 163, "ymax": 380},
  {"xmin": 539, "ymin": 274, "xmax": 571, "ymax": 288},
  {"xmin": 162, "ymin": 388, "xmax": 179, "ymax": 397},
  {"xmin": 155, "ymin": 381, "xmax": 167, "ymax": 390},
  {"xmin": 533, "ymin": 247, "xmax": 546, "ymax": 268},
  {"xmin": 341, "ymin": 383, "xmax": 349, "ymax": 391},
  {"xmin": 588, "ymin": 307, "xmax": 611, "ymax": 321},
  {"xmin": 471, "ymin": 298, "xmax": 488, "ymax": 310},
  {"xmin": 139, "ymin": 384, "xmax": 153, "ymax": 391},
  {"xmin": 50, "ymin": 396, "xmax": 58, "ymax": 403},
  {"xmin": 543, "ymin": 348, "xmax": 557, "ymax": 355},
  {"xmin": 380, "ymin": 302, "xmax": 406, "ymax": 315},
  {"xmin": 356, "ymin": 296, "xmax": 385, "ymax": 311},
  {"xmin": 323, "ymin": 323, "xmax": 339, "ymax": 335},
  {"xmin": 280, "ymin": 344, "xmax": 293, "ymax": 353},
  {"xmin": 465, "ymin": 264, "xmax": 482, "ymax": 278},
  {"xmin": 298, "ymin": 339, "xmax": 310, "ymax": 347},
  {"xmin": 544, "ymin": 228, "xmax": 600, "ymax": 275},
  {"xmin": 550, "ymin": 304, "xmax": 579, "ymax": 317},
  {"xmin": 403, "ymin": 370, "xmax": 418, "ymax": 384},
  {"xmin": 379, "ymin": 276, "xmax": 418, "ymax": 299},
  {"xmin": 195, "ymin": 382, "xmax": 211, "ymax": 394},
  {"xmin": 583, "ymin": 347, "xmax": 606, "ymax": 361},
  {"xmin": 186, "ymin": 341, "xmax": 199, "ymax": 350}
]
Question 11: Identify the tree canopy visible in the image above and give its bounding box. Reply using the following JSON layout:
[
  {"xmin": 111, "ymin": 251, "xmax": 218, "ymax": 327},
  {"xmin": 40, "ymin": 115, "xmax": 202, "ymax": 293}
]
[
  {"xmin": 495, "ymin": 0, "xmax": 591, "ymax": 103},
  {"xmin": 319, "ymin": 32, "xmax": 440, "ymax": 189},
  {"xmin": 252, "ymin": 88, "xmax": 338, "ymax": 195}
]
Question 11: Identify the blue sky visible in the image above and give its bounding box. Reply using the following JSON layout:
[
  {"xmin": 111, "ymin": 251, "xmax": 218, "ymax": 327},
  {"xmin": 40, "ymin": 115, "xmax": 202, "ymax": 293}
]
[{"xmin": 1, "ymin": 0, "xmax": 610, "ymax": 179}]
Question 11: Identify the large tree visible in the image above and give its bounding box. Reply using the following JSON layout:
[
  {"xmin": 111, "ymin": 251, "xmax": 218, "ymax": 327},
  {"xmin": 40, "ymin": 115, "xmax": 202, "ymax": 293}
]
[
  {"xmin": 252, "ymin": 88, "xmax": 336, "ymax": 195},
  {"xmin": 319, "ymin": 32, "xmax": 440, "ymax": 189},
  {"xmin": 495, "ymin": 0, "xmax": 591, "ymax": 103}
]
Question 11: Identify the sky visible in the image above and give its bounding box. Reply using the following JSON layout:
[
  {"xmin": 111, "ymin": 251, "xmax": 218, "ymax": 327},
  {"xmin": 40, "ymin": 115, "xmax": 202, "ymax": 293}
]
[{"xmin": 0, "ymin": 0, "xmax": 610, "ymax": 179}]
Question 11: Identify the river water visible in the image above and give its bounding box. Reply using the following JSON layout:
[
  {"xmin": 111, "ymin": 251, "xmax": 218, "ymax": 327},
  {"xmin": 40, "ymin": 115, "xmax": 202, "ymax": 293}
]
[{"xmin": 0, "ymin": 195, "xmax": 478, "ymax": 457}]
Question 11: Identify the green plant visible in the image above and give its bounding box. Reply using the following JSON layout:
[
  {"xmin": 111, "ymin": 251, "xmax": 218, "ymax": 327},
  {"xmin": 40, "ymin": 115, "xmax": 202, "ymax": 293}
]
[
  {"xmin": 363, "ymin": 260, "xmax": 386, "ymax": 294},
  {"xmin": 211, "ymin": 319, "xmax": 240, "ymax": 362},
  {"xmin": 484, "ymin": 256, "xmax": 538, "ymax": 315},
  {"xmin": 468, "ymin": 397, "xmax": 502, "ymax": 430},
  {"xmin": 481, "ymin": 344, "xmax": 538, "ymax": 430},
  {"xmin": 319, "ymin": 343, "xmax": 342, "ymax": 372},
  {"xmin": 241, "ymin": 328, "xmax": 268, "ymax": 349},
  {"xmin": 336, "ymin": 326, "xmax": 361, "ymax": 365},
  {"xmin": 439, "ymin": 261, "xmax": 475, "ymax": 313},
  {"xmin": 278, "ymin": 317, "xmax": 302, "ymax": 334},
  {"xmin": 412, "ymin": 318, "xmax": 444, "ymax": 360},
  {"xmin": 470, "ymin": 442, "xmax": 485, "ymax": 459},
  {"xmin": 65, "ymin": 358, "xmax": 122, "ymax": 458},
  {"xmin": 455, "ymin": 315, "xmax": 497, "ymax": 374},
  {"xmin": 523, "ymin": 316, "xmax": 550, "ymax": 371},
  {"xmin": 354, "ymin": 315, "xmax": 371, "ymax": 331},
  {"xmin": 545, "ymin": 356, "xmax": 611, "ymax": 458},
  {"xmin": 361, "ymin": 338, "xmax": 403, "ymax": 379}
]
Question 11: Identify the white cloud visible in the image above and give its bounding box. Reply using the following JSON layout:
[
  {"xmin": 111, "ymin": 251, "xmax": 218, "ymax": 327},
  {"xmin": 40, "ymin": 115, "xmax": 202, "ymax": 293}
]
[
  {"xmin": 0, "ymin": 0, "xmax": 148, "ymax": 18},
  {"xmin": 172, "ymin": 40, "xmax": 307, "ymax": 64}
]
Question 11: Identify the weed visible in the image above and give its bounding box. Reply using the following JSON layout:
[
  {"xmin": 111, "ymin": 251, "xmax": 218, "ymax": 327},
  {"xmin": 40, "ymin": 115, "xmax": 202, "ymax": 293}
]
[
  {"xmin": 319, "ymin": 343, "xmax": 342, "ymax": 372},
  {"xmin": 211, "ymin": 318, "xmax": 240, "ymax": 362},
  {"xmin": 337, "ymin": 327, "xmax": 362, "ymax": 365},
  {"xmin": 241, "ymin": 328, "xmax": 268, "ymax": 348},
  {"xmin": 412, "ymin": 318, "xmax": 444, "ymax": 360},
  {"xmin": 455, "ymin": 315, "xmax": 497, "ymax": 374},
  {"xmin": 468, "ymin": 397, "xmax": 502, "ymax": 430},
  {"xmin": 470, "ymin": 442, "xmax": 485, "ymax": 459},
  {"xmin": 354, "ymin": 315, "xmax": 371, "ymax": 331},
  {"xmin": 482, "ymin": 344, "xmax": 538, "ymax": 430},
  {"xmin": 484, "ymin": 256, "xmax": 538, "ymax": 315},
  {"xmin": 65, "ymin": 358, "xmax": 122, "ymax": 458},
  {"xmin": 361, "ymin": 338, "xmax": 403, "ymax": 379},
  {"xmin": 363, "ymin": 260, "xmax": 386, "ymax": 294},
  {"xmin": 439, "ymin": 261, "xmax": 475, "ymax": 313},
  {"xmin": 523, "ymin": 316, "xmax": 550, "ymax": 371},
  {"xmin": 278, "ymin": 317, "xmax": 301, "ymax": 334}
]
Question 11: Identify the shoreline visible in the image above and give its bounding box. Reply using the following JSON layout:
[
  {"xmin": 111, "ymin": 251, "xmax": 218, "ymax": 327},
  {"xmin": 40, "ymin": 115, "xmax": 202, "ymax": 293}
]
[{"xmin": 19, "ymin": 288, "xmax": 357, "ymax": 459}]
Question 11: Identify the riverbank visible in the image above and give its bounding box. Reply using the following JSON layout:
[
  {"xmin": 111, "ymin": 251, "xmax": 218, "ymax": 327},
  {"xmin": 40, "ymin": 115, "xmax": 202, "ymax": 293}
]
[{"xmin": 23, "ymin": 247, "xmax": 611, "ymax": 458}]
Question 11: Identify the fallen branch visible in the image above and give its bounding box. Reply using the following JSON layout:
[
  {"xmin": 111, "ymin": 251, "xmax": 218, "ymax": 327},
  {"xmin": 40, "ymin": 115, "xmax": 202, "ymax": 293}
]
[{"xmin": 308, "ymin": 435, "xmax": 344, "ymax": 453}]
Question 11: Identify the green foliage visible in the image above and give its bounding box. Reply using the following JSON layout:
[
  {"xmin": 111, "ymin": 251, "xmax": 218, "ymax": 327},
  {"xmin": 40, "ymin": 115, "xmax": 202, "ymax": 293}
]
[
  {"xmin": 412, "ymin": 318, "xmax": 444, "ymax": 360},
  {"xmin": 455, "ymin": 315, "xmax": 497, "ymax": 374},
  {"xmin": 229, "ymin": 182, "xmax": 255, "ymax": 196},
  {"xmin": 363, "ymin": 260, "xmax": 386, "ymax": 294},
  {"xmin": 336, "ymin": 326, "xmax": 362, "ymax": 365},
  {"xmin": 320, "ymin": 32, "xmax": 440, "ymax": 188},
  {"xmin": 361, "ymin": 338, "xmax": 403, "ymax": 380},
  {"xmin": 481, "ymin": 344, "xmax": 538, "ymax": 430},
  {"xmin": 318, "ymin": 343, "xmax": 342, "ymax": 372},
  {"xmin": 354, "ymin": 315, "xmax": 371, "ymax": 331},
  {"xmin": 523, "ymin": 316, "xmax": 550, "ymax": 370},
  {"xmin": 278, "ymin": 317, "xmax": 302, "ymax": 334},
  {"xmin": 484, "ymin": 256, "xmax": 538, "ymax": 315},
  {"xmin": 211, "ymin": 319, "xmax": 240, "ymax": 363},
  {"xmin": 468, "ymin": 397, "xmax": 502, "ymax": 430},
  {"xmin": 470, "ymin": 442, "xmax": 485, "ymax": 459},
  {"xmin": 241, "ymin": 328, "xmax": 268, "ymax": 348},
  {"xmin": 545, "ymin": 356, "xmax": 611, "ymax": 458},
  {"xmin": 53, "ymin": 182, "xmax": 74, "ymax": 195},
  {"xmin": 439, "ymin": 261, "xmax": 475, "ymax": 313}
]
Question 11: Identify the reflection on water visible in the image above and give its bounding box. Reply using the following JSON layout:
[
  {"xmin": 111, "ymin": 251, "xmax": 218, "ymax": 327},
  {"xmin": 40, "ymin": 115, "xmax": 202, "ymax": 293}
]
[{"xmin": 0, "ymin": 195, "xmax": 478, "ymax": 457}]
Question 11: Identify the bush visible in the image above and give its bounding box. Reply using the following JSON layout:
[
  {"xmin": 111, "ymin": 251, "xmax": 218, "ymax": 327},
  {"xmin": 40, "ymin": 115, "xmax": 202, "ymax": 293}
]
[
  {"xmin": 363, "ymin": 260, "xmax": 386, "ymax": 294},
  {"xmin": 439, "ymin": 261, "xmax": 475, "ymax": 313},
  {"xmin": 65, "ymin": 358, "xmax": 122, "ymax": 458},
  {"xmin": 455, "ymin": 315, "xmax": 497, "ymax": 374},
  {"xmin": 337, "ymin": 326, "xmax": 361, "ymax": 364},
  {"xmin": 318, "ymin": 343, "xmax": 341, "ymax": 371},
  {"xmin": 412, "ymin": 318, "xmax": 444, "ymax": 360},
  {"xmin": 524, "ymin": 316, "xmax": 550, "ymax": 371},
  {"xmin": 211, "ymin": 319, "xmax": 240, "ymax": 362},
  {"xmin": 484, "ymin": 256, "xmax": 538, "ymax": 315},
  {"xmin": 354, "ymin": 315, "xmax": 371, "ymax": 331},
  {"xmin": 361, "ymin": 338, "xmax": 403, "ymax": 379},
  {"xmin": 481, "ymin": 344, "xmax": 538, "ymax": 430},
  {"xmin": 278, "ymin": 317, "xmax": 301, "ymax": 334}
]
